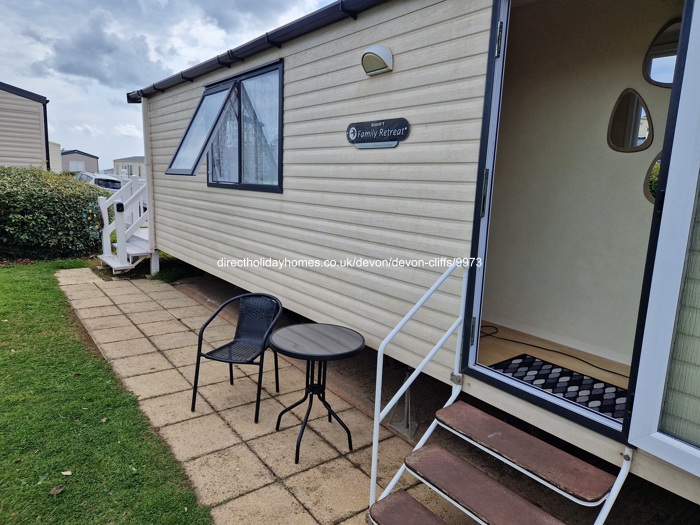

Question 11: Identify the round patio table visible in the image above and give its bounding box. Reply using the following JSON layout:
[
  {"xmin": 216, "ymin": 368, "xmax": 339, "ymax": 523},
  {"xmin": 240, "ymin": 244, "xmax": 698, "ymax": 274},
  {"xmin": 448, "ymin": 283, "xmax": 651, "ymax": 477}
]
[{"xmin": 270, "ymin": 323, "xmax": 365, "ymax": 463}]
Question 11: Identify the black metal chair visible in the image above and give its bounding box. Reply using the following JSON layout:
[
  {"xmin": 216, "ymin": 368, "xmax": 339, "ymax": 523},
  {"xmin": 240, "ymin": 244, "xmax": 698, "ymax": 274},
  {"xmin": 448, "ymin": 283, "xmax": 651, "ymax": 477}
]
[{"xmin": 190, "ymin": 293, "xmax": 283, "ymax": 422}]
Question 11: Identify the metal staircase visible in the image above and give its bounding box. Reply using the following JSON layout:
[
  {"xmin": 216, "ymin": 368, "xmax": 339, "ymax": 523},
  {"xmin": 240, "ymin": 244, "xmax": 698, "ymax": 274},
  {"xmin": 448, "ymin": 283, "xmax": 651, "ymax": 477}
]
[
  {"xmin": 368, "ymin": 263, "xmax": 633, "ymax": 524},
  {"xmin": 97, "ymin": 175, "xmax": 150, "ymax": 273}
]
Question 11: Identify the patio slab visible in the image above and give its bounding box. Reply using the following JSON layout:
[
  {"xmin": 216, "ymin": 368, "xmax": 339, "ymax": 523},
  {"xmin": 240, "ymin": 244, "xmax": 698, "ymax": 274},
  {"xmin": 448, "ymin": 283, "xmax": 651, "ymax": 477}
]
[
  {"xmin": 70, "ymin": 295, "xmax": 113, "ymax": 309},
  {"xmin": 197, "ymin": 376, "xmax": 271, "ymax": 412},
  {"xmin": 248, "ymin": 425, "xmax": 341, "ymax": 479},
  {"xmin": 149, "ymin": 331, "xmax": 200, "ymax": 350},
  {"xmin": 219, "ymin": 397, "xmax": 297, "ymax": 441},
  {"xmin": 131, "ymin": 280, "xmax": 177, "ymax": 292},
  {"xmin": 122, "ymin": 368, "xmax": 192, "ymax": 400},
  {"xmin": 156, "ymin": 296, "xmax": 201, "ymax": 309},
  {"xmin": 80, "ymin": 314, "xmax": 134, "ymax": 331},
  {"xmin": 56, "ymin": 268, "xmax": 101, "ymax": 285},
  {"xmin": 117, "ymin": 299, "xmax": 164, "ymax": 313},
  {"xmin": 137, "ymin": 319, "xmax": 191, "ymax": 336},
  {"xmin": 183, "ymin": 444, "xmax": 276, "ymax": 506},
  {"xmin": 99, "ymin": 337, "xmax": 158, "ymax": 360},
  {"xmin": 167, "ymin": 305, "xmax": 215, "ymax": 320},
  {"xmin": 211, "ymin": 483, "xmax": 318, "ymax": 525},
  {"xmin": 109, "ymin": 352, "xmax": 174, "ymax": 378},
  {"xmin": 286, "ymin": 457, "xmax": 377, "ymax": 524},
  {"xmin": 159, "ymin": 413, "xmax": 240, "ymax": 462},
  {"xmin": 140, "ymin": 390, "xmax": 214, "ymax": 427},
  {"xmin": 90, "ymin": 324, "xmax": 142, "ymax": 344},
  {"xmin": 110, "ymin": 292, "xmax": 152, "ymax": 305},
  {"xmin": 74, "ymin": 305, "xmax": 122, "ymax": 319},
  {"xmin": 163, "ymin": 344, "xmax": 209, "ymax": 367},
  {"xmin": 125, "ymin": 309, "xmax": 177, "ymax": 325}
]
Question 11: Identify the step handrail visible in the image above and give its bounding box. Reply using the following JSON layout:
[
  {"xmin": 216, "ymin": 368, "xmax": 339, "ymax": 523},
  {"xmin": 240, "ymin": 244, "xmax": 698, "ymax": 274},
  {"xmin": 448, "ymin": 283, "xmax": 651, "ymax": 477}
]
[
  {"xmin": 370, "ymin": 261, "xmax": 469, "ymax": 505},
  {"xmin": 97, "ymin": 176, "xmax": 148, "ymax": 266}
]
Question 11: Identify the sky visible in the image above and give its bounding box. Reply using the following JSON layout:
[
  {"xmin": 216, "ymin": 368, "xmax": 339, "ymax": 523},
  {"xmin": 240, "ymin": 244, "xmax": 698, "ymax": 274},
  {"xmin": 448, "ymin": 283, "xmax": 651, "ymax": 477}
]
[{"xmin": 0, "ymin": 0, "xmax": 335, "ymax": 172}]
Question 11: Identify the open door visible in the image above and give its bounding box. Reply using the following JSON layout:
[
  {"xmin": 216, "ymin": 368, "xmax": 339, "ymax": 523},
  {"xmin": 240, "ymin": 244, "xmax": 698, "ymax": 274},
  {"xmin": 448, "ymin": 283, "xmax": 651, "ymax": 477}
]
[
  {"xmin": 465, "ymin": 0, "xmax": 691, "ymax": 439},
  {"xmin": 628, "ymin": 2, "xmax": 700, "ymax": 476}
]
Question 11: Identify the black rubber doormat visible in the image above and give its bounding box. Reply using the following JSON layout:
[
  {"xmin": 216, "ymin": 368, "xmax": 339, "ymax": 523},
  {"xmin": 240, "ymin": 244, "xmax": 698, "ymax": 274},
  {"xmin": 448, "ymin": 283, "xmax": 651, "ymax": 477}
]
[{"xmin": 490, "ymin": 354, "xmax": 628, "ymax": 422}]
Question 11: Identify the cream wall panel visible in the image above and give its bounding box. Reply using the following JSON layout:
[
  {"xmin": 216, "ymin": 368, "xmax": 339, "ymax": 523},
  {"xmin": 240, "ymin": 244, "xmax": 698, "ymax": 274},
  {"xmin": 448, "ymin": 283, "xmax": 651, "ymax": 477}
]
[
  {"xmin": 0, "ymin": 90, "xmax": 45, "ymax": 168},
  {"xmin": 154, "ymin": 227, "xmax": 461, "ymax": 373},
  {"xmin": 145, "ymin": 0, "xmax": 490, "ymax": 384}
]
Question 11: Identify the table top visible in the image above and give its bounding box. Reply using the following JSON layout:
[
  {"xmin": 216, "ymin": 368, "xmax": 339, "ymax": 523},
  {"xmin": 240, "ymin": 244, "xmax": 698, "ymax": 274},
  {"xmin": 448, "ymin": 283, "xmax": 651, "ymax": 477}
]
[{"xmin": 269, "ymin": 323, "xmax": 365, "ymax": 361}]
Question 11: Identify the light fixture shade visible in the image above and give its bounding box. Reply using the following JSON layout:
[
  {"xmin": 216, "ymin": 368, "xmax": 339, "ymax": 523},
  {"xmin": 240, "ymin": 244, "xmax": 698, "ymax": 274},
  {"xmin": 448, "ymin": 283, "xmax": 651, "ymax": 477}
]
[{"xmin": 362, "ymin": 44, "xmax": 393, "ymax": 76}]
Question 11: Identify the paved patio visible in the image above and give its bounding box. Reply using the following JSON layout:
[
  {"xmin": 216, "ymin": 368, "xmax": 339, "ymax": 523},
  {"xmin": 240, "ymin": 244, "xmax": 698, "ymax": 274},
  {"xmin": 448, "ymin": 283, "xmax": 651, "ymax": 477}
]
[{"xmin": 55, "ymin": 268, "xmax": 467, "ymax": 525}]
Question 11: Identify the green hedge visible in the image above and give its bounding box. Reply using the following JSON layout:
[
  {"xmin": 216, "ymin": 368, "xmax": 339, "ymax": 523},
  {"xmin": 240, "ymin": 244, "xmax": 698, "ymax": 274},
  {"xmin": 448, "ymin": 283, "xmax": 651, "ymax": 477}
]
[
  {"xmin": 0, "ymin": 167, "xmax": 110, "ymax": 259},
  {"xmin": 648, "ymin": 159, "xmax": 660, "ymax": 199}
]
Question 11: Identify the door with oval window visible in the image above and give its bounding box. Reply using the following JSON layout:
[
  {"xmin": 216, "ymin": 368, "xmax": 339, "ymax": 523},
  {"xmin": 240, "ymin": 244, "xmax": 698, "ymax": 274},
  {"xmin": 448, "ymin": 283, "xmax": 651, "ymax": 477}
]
[{"xmin": 465, "ymin": 0, "xmax": 691, "ymax": 440}]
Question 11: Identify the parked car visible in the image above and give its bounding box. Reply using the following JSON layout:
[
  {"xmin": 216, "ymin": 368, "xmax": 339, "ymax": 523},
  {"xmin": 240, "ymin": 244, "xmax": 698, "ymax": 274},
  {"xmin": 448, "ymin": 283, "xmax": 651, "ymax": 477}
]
[{"xmin": 74, "ymin": 172, "xmax": 121, "ymax": 193}]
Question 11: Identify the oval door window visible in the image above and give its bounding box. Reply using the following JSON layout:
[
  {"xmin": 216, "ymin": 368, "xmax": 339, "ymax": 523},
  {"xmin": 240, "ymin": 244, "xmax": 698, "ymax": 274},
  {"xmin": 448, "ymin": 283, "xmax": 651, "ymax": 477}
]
[
  {"xmin": 644, "ymin": 152, "xmax": 662, "ymax": 204},
  {"xmin": 644, "ymin": 19, "xmax": 681, "ymax": 87},
  {"xmin": 608, "ymin": 89, "xmax": 653, "ymax": 152}
]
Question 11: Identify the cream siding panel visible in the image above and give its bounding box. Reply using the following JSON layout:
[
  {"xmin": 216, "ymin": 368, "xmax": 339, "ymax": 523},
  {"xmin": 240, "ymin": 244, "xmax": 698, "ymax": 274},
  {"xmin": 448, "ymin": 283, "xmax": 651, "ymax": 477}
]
[
  {"xmin": 145, "ymin": 0, "xmax": 490, "ymax": 384},
  {"xmin": 0, "ymin": 90, "xmax": 46, "ymax": 168},
  {"xmin": 49, "ymin": 142, "xmax": 62, "ymax": 172}
]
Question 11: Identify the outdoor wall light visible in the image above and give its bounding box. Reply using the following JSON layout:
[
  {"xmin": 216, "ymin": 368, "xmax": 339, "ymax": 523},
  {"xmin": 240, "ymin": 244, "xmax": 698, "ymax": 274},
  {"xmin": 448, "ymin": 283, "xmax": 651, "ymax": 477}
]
[{"xmin": 362, "ymin": 44, "xmax": 393, "ymax": 76}]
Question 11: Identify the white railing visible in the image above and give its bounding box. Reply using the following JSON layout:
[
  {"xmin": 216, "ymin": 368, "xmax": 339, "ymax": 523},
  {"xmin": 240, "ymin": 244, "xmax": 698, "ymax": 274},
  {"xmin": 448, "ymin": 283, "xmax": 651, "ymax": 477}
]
[
  {"xmin": 97, "ymin": 175, "xmax": 148, "ymax": 268},
  {"xmin": 369, "ymin": 261, "xmax": 469, "ymax": 505}
]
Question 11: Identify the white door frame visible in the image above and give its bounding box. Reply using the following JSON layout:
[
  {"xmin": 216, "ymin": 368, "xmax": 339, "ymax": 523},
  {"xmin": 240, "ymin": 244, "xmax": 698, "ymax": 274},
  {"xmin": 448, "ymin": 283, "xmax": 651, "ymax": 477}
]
[
  {"xmin": 628, "ymin": 1, "xmax": 700, "ymax": 476},
  {"xmin": 467, "ymin": 0, "xmax": 510, "ymax": 368}
]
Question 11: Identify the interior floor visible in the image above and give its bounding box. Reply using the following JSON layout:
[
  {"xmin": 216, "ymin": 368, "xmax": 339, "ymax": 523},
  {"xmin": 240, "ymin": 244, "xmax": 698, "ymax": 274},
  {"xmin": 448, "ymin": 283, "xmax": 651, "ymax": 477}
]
[{"xmin": 478, "ymin": 322, "xmax": 630, "ymax": 389}]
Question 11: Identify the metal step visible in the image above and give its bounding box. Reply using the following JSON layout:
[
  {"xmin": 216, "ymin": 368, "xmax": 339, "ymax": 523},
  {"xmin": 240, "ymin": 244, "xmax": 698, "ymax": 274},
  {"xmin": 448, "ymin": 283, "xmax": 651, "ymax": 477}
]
[
  {"xmin": 368, "ymin": 490, "xmax": 447, "ymax": 525},
  {"xmin": 436, "ymin": 401, "xmax": 615, "ymax": 503},
  {"xmin": 404, "ymin": 444, "xmax": 565, "ymax": 525}
]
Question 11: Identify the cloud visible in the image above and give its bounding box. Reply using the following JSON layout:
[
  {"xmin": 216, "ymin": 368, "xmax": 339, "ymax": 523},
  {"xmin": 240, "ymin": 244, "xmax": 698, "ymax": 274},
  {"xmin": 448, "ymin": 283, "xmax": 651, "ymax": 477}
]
[
  {"xmin": 70, "ymin": 124, "xmax": 101, "ymax": 136},
  {"xmin": 26, "ymin": 9, "xmax": 174, "ymax": 89},
  {"xmin": 114, "ymin": 124, "xmax": 142, "ymax": 139}
]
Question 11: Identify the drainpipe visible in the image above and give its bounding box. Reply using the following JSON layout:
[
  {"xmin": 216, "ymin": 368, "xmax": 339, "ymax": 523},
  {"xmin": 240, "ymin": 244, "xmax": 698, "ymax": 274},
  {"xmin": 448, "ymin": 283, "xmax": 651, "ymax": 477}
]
[{"xmin": 43, "ymin": 99, "xmax": 50, "ymax": 171}]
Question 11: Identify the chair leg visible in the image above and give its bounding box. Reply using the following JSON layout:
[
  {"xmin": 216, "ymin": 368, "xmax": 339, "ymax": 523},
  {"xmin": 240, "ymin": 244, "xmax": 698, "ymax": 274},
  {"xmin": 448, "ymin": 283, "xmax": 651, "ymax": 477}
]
[
  {"xmin": 274, "ymin": 350, "xmax": 280, "ymax": 393},
  {"xmin": 254, "ymin": 362, "xmax": 264, "ymax": 424},
  {"xmin": 229, "ymin": 363, "xmax": 234, "ymax": 385},
  {"xmin": 191, "ymin": 353, "xmax": 202, "ymax": 412}
]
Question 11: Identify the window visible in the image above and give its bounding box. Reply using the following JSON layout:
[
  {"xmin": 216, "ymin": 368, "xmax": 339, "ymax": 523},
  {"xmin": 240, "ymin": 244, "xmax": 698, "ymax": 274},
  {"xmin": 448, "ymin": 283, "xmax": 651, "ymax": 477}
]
[
  {"xmin": 166, "ymin": 62, "xmax": 283, "ymax": 193},
  {"xmin": 69, "ymin": 160, "xmax": 86, "ymax": 172},
  {"xmin": 607, "ymin": 88, "xmax": 653, "ymax": 152},
  {"xmin": 644, "ymin": 19, "xmax": 681, "ymax": 87}
]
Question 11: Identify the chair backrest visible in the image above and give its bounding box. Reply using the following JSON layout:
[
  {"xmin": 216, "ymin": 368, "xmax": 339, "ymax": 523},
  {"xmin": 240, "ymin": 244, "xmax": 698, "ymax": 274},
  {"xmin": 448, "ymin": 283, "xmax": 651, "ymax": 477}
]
[{"xmin": 233, "ymin": 294, "xmax": 282, "ymax": 345}]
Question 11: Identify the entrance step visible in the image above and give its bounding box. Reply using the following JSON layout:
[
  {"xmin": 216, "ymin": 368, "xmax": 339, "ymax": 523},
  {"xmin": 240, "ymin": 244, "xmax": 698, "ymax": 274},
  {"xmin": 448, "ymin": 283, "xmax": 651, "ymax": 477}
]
[
  {"xmin": 97, "ymin": 253, "xmax": 135, "ymax": 272},
  {"xmin": 368, "ymin": 490, "xmax": 447, "ymax": 525},
  {"xmin": 368, "ymin": 400, "xmax": 631, "ymax": 524},
  {"xmin": 404, "ymin": 444, "xmax": 565, "ymax": 525},
  {"xmin": 436, "ymin": 401, "xmax": 615, "ymax": 503},
  {"xmin": 112, "ymin": 234, "xmax": 149, "ymax": 258}
]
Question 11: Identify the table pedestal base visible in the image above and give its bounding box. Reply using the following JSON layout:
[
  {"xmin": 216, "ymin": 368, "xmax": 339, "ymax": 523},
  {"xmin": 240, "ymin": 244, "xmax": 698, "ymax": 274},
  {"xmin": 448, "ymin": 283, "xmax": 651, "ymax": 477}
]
[{"xmin": 276, "ymin": 360, "xmax": 353, "ymax": 463}]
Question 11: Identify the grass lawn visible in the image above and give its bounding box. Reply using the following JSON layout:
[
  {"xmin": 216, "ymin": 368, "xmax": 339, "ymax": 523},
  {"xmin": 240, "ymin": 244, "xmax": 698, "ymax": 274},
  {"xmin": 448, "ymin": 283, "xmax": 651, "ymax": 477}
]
[{"xmin": 0, "ymin": 260, "xmax": 212, "ymax": 525}]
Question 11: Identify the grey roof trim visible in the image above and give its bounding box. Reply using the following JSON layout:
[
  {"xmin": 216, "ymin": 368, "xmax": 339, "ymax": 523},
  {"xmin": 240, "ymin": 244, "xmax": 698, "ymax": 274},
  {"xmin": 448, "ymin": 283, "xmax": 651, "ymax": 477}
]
[
  {"xmin": 114, "ymin": 155, "xmax": 145, "ymax": 162},
  {"xmin": 0, "ymin": 81, "xmax": 48, "ymax": 105},
  {"xmin": 61, "ymin": 149, "xmax": 99, "ymax": 159},
  {"xmin": 126, "ymin": 0, "xmax": 387, "ymax": 103}
]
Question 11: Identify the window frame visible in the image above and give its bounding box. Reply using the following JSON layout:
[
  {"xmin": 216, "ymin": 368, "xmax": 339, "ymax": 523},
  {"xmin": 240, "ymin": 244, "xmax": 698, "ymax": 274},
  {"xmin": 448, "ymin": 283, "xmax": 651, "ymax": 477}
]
[
  {"xmin": 165, "ymin": 81, "xmax": 234, "ymax": 176},
  {"xmin": 627, "ymin": 2, "xmax": 700, "ymax": 475},
  {"xmin": 165, "ymin": 61, "xmax": 283, "ymax": 193},
  {"xmin": 207, "ymin": 61, "xmax": 283, "ymax": 193}
]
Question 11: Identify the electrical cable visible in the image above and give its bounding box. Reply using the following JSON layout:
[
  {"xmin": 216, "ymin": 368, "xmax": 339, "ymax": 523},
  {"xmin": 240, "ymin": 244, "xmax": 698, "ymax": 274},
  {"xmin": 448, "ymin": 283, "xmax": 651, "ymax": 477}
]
[{"xmin": 479, "ymin": 325, "xmax": 629, "ymax": 379}]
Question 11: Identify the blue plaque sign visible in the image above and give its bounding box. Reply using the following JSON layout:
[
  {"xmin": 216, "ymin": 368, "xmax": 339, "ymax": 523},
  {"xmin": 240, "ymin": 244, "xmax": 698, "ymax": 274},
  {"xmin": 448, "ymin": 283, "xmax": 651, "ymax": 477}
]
[{"xmin": 346, "ymin": 118, "xmax": 410, "ymax": 149}]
